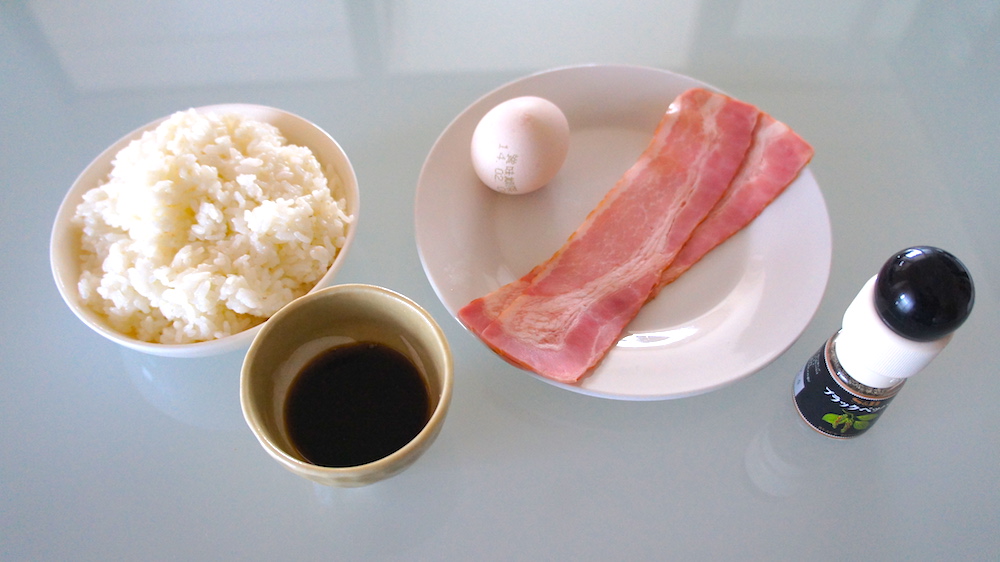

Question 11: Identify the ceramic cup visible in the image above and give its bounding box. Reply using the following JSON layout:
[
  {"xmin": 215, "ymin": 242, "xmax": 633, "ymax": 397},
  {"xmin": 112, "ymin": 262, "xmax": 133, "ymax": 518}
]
[{"xmin": 240, "ymin": 284, "xmax": 452, "ymax": 487}]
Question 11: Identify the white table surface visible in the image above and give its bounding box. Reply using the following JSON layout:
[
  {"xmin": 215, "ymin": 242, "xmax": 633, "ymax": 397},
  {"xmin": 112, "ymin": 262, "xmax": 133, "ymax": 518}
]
[{"xmin": 3, "ymin": 2, "xmax": 998, "ymax": 560}]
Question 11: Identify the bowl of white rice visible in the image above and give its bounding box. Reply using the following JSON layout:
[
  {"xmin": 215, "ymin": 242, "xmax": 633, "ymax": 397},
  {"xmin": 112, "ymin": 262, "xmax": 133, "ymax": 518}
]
[{"xmin": 50, "ymin": 104, "xmax": 359, "ymax": 358}]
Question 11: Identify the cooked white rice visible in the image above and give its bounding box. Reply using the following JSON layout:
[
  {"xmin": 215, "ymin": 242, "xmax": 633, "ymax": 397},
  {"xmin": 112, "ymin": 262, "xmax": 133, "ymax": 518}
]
[{"xmin": 73, "ymin": 109, "xmax": 352, "ymax": 344}]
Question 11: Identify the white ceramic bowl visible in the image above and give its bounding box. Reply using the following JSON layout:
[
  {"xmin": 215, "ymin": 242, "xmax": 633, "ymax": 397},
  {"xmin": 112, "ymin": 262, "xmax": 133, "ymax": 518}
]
[
  {"xmin": 49, "ymin": 104, "xmax": 359, "ymax": 358},
  {"xmin": 241, "ymin": 284, "xmax": 453, "ymax": 487}
]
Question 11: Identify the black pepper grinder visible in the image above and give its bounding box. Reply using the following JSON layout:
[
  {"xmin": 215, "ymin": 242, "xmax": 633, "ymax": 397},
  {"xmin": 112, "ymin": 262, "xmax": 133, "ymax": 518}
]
[{"xmin": 792, "ymin": 246, "xmax": 974, "ymax": 438}]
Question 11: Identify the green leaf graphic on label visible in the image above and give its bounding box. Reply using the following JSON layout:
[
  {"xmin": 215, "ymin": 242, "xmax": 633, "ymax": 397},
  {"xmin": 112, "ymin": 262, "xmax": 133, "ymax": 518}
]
[{"xmin": 822, "ymin": 410, "xmax": 877, "ymax": 433}]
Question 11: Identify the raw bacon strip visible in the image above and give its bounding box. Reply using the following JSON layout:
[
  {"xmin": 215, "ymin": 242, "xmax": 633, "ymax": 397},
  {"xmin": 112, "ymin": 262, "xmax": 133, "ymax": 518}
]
[
  {"xmin": 459, "ymin": 88, "xmax": 760, "ymax": 383},
  {"xmin": 654, "ymin": 113, "xmax": 814, "ymax": 291},
  {"xmin": 464, "ymin": 112, "xmax": 813, "ymax": 332},
  {"xmin": 457, "ymin": 266, "xmax": 540, "ymax": 335}
]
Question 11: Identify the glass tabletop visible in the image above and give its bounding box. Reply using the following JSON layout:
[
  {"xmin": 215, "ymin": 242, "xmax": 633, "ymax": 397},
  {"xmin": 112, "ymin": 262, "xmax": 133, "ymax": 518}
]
[{"xmin": 3, "ymin": 1, "xmax": 997, "ymax": 559}]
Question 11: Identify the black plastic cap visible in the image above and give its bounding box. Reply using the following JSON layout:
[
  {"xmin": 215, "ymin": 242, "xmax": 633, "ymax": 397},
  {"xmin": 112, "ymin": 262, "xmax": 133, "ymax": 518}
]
[{"xmin": 874, "ymin": 246, "xmax": 974, "ymax": 342}]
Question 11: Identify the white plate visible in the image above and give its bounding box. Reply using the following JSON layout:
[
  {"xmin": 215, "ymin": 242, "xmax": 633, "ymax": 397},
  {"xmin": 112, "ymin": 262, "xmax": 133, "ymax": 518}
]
[{"xmin": 415, "ymin": 65, "xmax": 831, "ymax": 400}]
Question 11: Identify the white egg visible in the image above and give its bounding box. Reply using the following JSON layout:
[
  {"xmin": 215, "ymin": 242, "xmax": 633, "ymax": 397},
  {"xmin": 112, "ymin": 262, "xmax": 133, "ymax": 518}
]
[{"xmin": 470, "ymin": 96, "xmax": 570, "ymax": 195}]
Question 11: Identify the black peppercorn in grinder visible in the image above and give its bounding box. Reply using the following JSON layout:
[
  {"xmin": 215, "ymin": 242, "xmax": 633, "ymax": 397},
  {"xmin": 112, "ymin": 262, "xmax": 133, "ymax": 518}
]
[{"xmin": 792, "ymin": 246, "xmax": 974, "ymax": 438}]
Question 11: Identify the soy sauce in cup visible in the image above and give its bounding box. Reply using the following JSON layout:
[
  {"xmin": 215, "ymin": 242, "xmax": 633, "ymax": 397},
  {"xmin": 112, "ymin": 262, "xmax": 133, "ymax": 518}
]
[
  {"xmin": 241, "ymin": 284, "xmax": 453, "ymax": 487},
  {"xmin": 284, "ymin": 341, "xmax": 431, "ymax": 468}
]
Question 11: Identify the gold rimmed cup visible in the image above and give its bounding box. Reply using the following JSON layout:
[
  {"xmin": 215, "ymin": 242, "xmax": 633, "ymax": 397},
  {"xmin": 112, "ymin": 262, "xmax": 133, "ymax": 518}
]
[{"xmin": 240, "ymin": 284, "xmax": 453, "ymax": 487}]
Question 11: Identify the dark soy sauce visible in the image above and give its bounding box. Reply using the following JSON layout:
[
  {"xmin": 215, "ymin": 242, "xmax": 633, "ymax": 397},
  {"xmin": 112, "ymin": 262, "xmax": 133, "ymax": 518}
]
[{"xmin": 284, "ymin": 341, "xmax": 431, "ymax": 468}]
